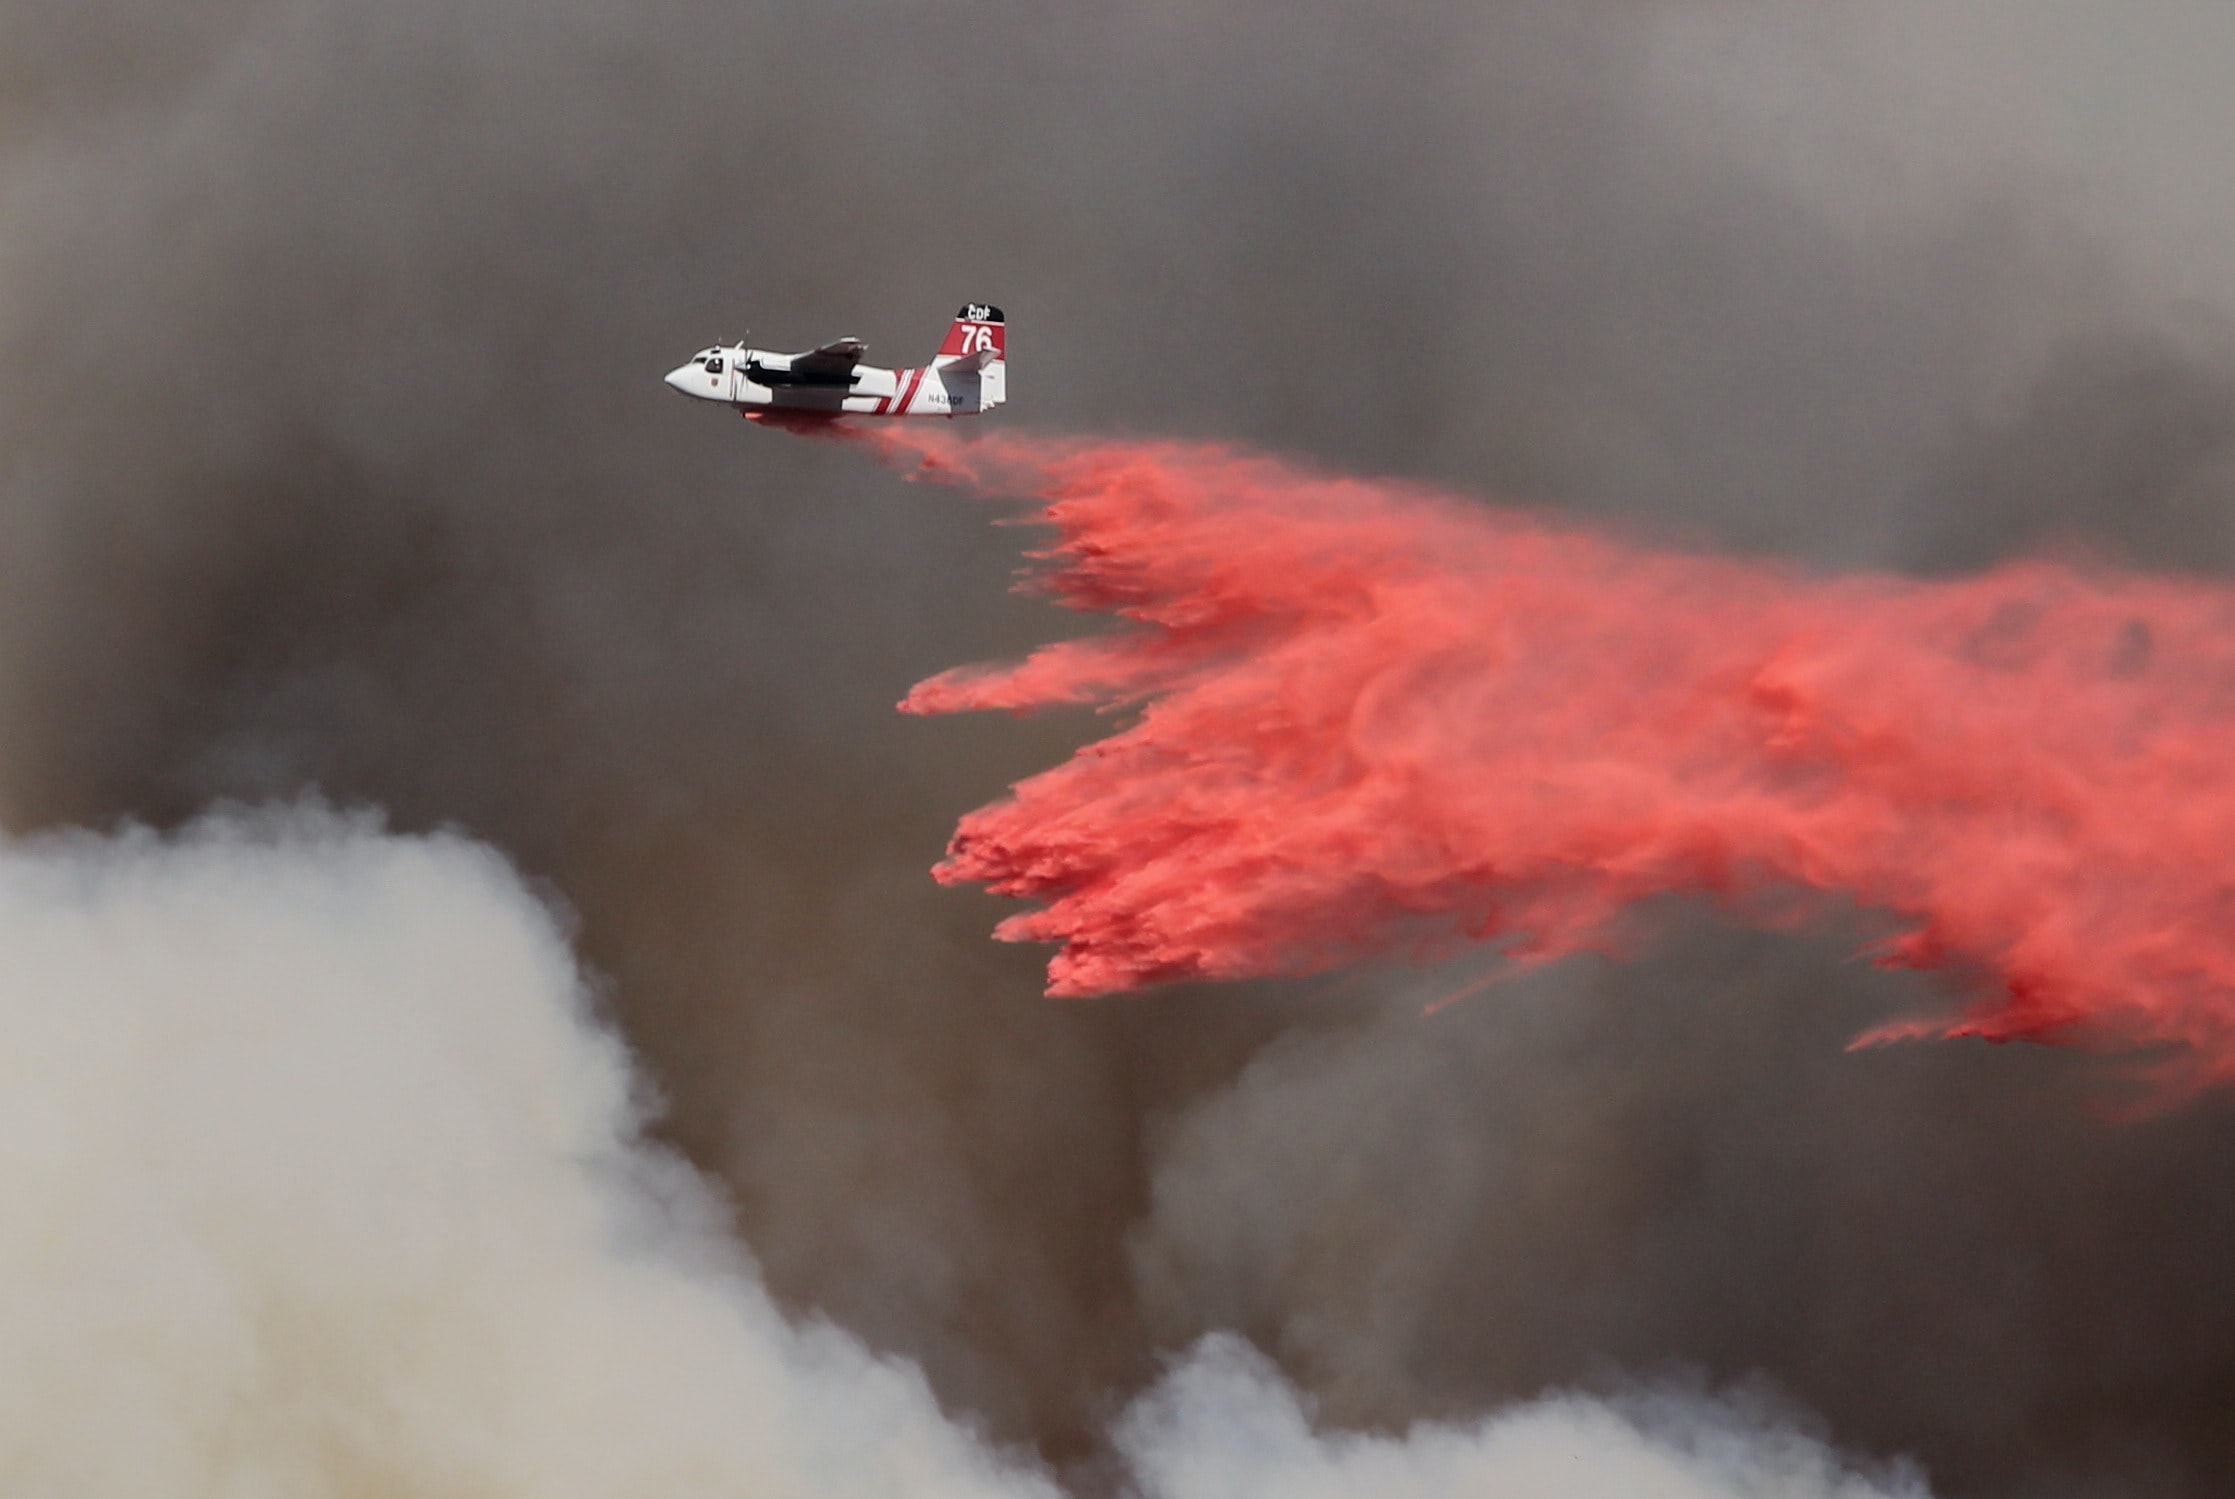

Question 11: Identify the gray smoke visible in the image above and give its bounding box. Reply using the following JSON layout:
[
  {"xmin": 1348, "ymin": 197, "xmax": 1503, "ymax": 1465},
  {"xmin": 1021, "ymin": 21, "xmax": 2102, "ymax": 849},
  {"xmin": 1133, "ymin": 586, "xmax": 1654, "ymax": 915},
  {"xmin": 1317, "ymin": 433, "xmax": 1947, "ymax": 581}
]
[
  {"xmin": 0, "ymin": 807, "xmax": 1925, "ymax": 1499},
  {"xmin": 5, "ymin": 2, "xmax": 2235, "ymax": 1495}
]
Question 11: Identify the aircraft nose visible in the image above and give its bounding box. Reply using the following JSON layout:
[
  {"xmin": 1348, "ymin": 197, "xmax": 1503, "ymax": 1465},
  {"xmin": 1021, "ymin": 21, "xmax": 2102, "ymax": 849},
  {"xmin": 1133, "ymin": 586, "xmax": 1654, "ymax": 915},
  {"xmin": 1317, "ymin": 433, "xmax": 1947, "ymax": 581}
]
[{"xmin": 664, "ymin": 364, "xmax": 699, "ymax": 396}]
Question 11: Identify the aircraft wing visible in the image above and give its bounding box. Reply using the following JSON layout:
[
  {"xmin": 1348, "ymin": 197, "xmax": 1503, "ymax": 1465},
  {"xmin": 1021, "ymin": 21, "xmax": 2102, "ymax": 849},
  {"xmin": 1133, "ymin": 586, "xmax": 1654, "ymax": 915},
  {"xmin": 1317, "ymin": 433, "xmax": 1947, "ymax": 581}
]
[{"xmin": 788, "ymin": 337, "xmax": 869, "ymax": 380}]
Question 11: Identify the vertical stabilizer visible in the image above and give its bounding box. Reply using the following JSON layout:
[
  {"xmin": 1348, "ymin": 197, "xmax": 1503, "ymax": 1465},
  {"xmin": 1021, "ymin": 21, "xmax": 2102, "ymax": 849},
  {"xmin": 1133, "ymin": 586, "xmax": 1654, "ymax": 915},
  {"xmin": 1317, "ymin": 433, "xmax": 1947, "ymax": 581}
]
[
  {"xmin": 938, "ymin": 304, "xmax": 1006, "ymax": 360},
  {"xmin": 937, "ymin": 304, "xmax": 1006, "ymax": 410}
]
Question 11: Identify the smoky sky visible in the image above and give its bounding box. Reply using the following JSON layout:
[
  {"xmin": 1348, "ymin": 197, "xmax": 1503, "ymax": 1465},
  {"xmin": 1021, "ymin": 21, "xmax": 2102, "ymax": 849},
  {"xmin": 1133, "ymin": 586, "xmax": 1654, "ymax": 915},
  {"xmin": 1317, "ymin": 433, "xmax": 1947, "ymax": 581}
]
[{"xmin": 7, "ymin": 3, "xmax": 2235, "ymax": 1497}]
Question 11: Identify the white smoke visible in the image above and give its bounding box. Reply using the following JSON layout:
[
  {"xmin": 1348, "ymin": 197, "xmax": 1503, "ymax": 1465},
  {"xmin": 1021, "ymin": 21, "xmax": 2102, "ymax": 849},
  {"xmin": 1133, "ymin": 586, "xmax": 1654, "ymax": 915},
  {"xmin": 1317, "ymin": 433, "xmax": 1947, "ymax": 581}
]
[
  {"xmin": 0, "ymin": 806, "xmax": 1927, "ymax": 1498},
  {"xmin": 1125, "ymin": 1338, "xmax": 1929, "ymax": 1499},
  {"xmin": 0, "ymin": 809, "xmax": 1054, "ymax": 1499}
]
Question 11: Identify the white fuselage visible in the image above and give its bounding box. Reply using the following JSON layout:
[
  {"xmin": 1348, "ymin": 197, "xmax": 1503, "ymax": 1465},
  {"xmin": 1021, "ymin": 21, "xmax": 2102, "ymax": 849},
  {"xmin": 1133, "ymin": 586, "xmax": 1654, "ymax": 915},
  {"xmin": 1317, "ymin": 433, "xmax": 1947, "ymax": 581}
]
[{"xmin": 663, "ymin": 345, "xmax": 1002, "ymax": 417}]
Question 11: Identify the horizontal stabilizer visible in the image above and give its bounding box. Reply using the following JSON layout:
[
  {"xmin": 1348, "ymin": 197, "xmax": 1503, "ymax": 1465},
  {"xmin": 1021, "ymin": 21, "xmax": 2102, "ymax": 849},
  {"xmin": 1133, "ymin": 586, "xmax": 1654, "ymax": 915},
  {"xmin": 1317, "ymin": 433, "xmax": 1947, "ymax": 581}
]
[{"xmin": 939, "ymin": 347, "xmax": 999, "ymax": 374}]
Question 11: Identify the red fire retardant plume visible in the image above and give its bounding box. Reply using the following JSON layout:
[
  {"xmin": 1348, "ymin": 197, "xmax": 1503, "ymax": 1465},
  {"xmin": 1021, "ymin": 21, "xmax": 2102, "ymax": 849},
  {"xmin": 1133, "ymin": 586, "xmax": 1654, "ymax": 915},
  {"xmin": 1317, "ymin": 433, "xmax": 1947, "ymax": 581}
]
[{"xmin": 862, "ymin": 426, "xmax": 2235, "ymax": 1077}]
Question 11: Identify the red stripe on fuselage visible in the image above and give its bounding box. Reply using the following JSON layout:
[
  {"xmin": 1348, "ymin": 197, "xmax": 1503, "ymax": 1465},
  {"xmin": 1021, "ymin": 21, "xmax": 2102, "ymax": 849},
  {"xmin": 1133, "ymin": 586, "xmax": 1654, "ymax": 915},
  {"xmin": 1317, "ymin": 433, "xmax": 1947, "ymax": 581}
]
[{"xmin": 892, "ymin": 365, "xmax": 927, "ymax": 417}]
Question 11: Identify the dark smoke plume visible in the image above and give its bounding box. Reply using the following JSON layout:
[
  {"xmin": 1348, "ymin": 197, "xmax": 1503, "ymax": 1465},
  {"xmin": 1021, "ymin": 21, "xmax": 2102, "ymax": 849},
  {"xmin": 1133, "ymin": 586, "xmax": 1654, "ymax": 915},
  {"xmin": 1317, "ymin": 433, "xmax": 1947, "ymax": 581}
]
[{"xmin": 6, "ymin": 2, "xmax": 2235, "ymax": 1495}]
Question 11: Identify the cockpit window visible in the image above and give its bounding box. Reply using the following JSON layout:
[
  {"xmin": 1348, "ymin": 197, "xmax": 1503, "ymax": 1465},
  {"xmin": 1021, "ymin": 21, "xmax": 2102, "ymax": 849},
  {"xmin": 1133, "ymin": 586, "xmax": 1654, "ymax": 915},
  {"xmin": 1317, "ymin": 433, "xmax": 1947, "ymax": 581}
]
[{"xmin": 705, "ymin": 358, "xmax": 724, "ymax": 375}]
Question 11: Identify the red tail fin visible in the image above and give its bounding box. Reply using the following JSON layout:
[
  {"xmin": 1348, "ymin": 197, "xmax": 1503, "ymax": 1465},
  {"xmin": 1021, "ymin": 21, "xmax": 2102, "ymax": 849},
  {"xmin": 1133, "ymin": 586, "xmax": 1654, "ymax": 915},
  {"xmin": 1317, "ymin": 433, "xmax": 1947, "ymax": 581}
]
[{"xmin": 938, "ymin": 304, "xmax": 1007, "ymax": 361}]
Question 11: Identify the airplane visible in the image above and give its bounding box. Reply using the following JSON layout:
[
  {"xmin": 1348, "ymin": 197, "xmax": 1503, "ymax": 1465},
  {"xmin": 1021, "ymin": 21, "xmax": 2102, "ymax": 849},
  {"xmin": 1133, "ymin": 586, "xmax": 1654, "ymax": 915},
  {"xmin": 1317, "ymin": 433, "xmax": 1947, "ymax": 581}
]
[{"xmin": 663, "ymin": 304, "xmax": 1006, "ymax": 421}]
